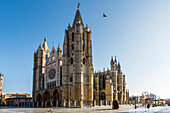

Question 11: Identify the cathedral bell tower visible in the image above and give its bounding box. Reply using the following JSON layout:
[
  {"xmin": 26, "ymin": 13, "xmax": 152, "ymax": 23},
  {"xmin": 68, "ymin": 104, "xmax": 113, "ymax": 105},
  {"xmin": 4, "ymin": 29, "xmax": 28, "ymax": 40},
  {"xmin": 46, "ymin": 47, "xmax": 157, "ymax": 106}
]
[
  {"xmin": 110, "ymin": 56, "xmax": 118, "ymax": 100},
  {"xmin": 62, "ymin": 7, "xmax": 93, "ymax": 107}
]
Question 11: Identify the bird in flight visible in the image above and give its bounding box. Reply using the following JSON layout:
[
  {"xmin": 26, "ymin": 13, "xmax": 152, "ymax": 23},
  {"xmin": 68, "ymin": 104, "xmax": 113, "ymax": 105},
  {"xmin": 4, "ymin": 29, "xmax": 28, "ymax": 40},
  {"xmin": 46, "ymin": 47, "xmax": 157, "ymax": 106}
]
[{"xmin": 103, "ymin": 13, "xmax": 107, "ymax": 17}]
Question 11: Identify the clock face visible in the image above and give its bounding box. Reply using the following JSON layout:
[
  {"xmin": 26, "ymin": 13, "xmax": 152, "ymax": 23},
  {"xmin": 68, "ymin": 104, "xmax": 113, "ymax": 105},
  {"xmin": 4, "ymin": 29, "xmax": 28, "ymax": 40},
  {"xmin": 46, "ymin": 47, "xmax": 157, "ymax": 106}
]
[{"xmin": 49, "ymin": 69, "xmax": 55, "ymax": 79}]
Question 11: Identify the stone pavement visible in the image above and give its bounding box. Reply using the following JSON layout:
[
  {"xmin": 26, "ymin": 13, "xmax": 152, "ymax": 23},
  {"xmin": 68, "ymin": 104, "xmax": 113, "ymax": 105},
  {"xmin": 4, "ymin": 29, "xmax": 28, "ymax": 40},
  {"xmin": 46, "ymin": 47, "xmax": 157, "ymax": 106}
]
[{"xmin": 0, "ymin": 105, "xmax": 169, "ymax": 113}]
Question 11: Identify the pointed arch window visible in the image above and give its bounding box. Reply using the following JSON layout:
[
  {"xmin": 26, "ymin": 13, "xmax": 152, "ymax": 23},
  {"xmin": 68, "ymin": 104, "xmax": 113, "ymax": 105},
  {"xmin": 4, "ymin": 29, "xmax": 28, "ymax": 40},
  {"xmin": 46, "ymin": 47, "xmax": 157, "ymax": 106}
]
[
  {"xmin": 101, "ymin": 92, "xmax": 106, "ymax": 100},
  {"xmin": 83, "ymin": 32, "xmax": 84, "ymax": 41},
  {"xmin": 72, "ymin": 32, "xmax": 74, "ymax": 41},
  {"xmin": 102, "ymin": 76, "xmax": 105, "ymax": 89},
  {"xmin": 71, "ymin": 58, "xmax": 73, "ymax": 64},
  {"xmin": 72, "ymin": 44, "xmax": 74, "ymax": 50},
  {"xmin": 83, "ymin": 58, "xmax": 86, "ymax": 65}
]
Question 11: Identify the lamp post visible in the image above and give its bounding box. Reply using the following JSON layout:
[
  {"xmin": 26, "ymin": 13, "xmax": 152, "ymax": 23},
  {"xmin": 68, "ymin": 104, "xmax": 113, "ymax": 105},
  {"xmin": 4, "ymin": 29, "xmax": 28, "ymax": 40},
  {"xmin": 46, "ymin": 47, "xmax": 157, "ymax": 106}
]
[{"xmin": 135, "ymin": 97, "xmax": 137, "ymax": 109}]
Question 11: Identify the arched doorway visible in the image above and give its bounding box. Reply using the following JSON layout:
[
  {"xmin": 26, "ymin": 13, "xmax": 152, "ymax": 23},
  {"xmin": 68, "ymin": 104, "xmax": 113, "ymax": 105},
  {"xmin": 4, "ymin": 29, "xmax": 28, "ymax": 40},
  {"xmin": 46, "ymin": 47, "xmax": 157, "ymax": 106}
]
[
  {"xmin": 44, "ymin": 91, "xmax": 50, "ymax": 107},
  {"xmin": 101, "ymin": 92, "xmax": 106, "ymax": 100},
  {"xmin": 53, "ymin": 89, "xmax": 59, "ymax": 107},
  {"xmin": 37, "ymin": 93, "xmax": 42, "ymax": 107},
  {"xmin": 118, "ymin": 92, "xmax": 121, "ymax": 101},
  {"xmin": 101, "ymin": 92, "xmax": 106, "ymax": 105}
]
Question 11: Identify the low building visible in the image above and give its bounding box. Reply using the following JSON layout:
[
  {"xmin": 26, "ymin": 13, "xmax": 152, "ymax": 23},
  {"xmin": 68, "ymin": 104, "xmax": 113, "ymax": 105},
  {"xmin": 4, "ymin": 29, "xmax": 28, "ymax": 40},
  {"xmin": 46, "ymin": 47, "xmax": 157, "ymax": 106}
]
[
  {"xmin": 5, "ymin": 93, "xmax": 32, "ymax": 106},
  {"xmin": 165, "ymin": 99, "xmax": 170, "ymax": 106},
  {"xmin": 144, "ymin": 92, "xmax": 156, "ymax": 104},
  {"xmin": 129, "ymin": 95, "xmax": 143, "ymax": 105}
]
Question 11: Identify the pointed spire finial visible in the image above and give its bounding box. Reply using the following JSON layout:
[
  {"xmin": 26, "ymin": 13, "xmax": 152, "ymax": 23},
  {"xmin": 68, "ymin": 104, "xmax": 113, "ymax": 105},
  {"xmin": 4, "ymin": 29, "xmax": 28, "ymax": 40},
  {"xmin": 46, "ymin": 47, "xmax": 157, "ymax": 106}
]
[
  {"xmin": 77, "ymin": 2, "xmax": 80, "ymax": 8},
  {"xmin": 111, "ymin": 56, "xmax": 113, "ymax": 62},
  {"xmin": 59, "ymin": 41, "xmax": 61, "ymax": 47},
  {"xmin": 86, "ymin": 24, "xmax": 88, "ymax": 28},
  {"xmin": 115, "ymin": 55, "xmax": 117, "ymax": 62},
  {"xmin": 44, "ymin": 36, "xmax": 47, "ymax": 42},
  {"xmin": 53, "ymin": 41, "xmax": 54, "ymax": 47}
]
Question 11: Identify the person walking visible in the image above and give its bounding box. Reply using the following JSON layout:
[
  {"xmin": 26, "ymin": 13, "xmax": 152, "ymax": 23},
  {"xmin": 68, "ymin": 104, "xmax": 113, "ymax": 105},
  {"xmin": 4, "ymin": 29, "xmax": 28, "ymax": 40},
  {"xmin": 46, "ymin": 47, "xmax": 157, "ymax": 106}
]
[{"xmin": 48, "ymin": 104, "xmax": 53, "ymax": 113}]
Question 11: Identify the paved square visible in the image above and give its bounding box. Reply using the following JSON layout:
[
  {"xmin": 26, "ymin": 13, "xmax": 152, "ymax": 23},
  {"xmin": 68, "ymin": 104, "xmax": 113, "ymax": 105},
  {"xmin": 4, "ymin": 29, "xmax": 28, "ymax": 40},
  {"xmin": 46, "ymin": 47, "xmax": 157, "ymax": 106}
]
[{"xmin": 0, "ymin": 105, "xmax": 169, "ymax": 113}]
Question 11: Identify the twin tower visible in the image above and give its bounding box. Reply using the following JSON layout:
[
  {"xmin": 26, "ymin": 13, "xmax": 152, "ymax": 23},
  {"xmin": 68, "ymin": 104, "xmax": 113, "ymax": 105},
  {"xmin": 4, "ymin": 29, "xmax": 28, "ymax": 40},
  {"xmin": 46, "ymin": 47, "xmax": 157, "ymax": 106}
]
[{"xmin": 32, "ymin": 8, "xmax": 129, "ymax": 107}]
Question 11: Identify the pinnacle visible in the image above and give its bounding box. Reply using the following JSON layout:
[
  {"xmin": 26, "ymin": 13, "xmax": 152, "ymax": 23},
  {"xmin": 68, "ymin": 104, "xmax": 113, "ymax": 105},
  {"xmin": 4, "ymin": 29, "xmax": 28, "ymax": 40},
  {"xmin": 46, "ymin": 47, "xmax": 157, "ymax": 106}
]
[
  {"xmin": 53, "ymin": 42, "xmax": 55, "ymax": 47},
  {"xmin": 44, "ymin": 36, "xmax": 47, "ymax": 42},
  {"xmin": 42, "ymin": 36, "xmax": 49, "ymax": 51},
  {"xmin": 115, "ymin": 55, "xmax": 117, "ymax": 62},
  {"xmin": 111, "ymin": 56, "xmax": 113, "ymax": 62},
  {"xmin": 38, "ymin": 44, "xmax": 42, "ymax": 48},
  {"xmin": 58, "ymin": 42, "xmax": 62, "ymax": 51}
]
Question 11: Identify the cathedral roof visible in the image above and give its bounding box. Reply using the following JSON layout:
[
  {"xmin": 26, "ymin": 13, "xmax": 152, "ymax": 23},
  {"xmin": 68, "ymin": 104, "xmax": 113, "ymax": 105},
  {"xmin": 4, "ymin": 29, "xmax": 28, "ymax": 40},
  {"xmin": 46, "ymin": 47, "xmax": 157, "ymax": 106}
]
[{"xmin": 72, "ymin": 8, "xmax": 84, "ymax": 27}]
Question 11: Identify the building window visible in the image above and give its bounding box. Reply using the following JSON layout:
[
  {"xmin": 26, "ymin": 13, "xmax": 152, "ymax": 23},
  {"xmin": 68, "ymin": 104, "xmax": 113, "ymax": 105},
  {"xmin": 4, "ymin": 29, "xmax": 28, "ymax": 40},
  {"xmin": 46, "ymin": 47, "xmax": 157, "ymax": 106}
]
[
  {"xmin": 83, "ymin": 32, "xmax": 84, "ymax": 41},
  {"xmin": 71, "ymin": 58, "xmax": 73, "ymax": 64},
  {"xmin": 83, "ymin": 58, "xmax": 85, "ymax": 65},
  {"xmin": 70, "ymin": 77, "xmax": 73, "ymax": 82},
  {"xmin": 93, "ymin": 92, "xmax": 95, "ymax": 100},
  {"xmin": 83, "ymin": 44, "xmax": 85, "ymax": 51},
  {"xmin": 102, "ymin": 76, "xmax": 105, "ymax": 89},
  {"xmin": 72, "ymin": 32, "xmax": 74, "ymax": 41},
  {"xmin": 72, "ymin": 44, "xmax": 74, "ymax": 50},
  {"xmin": 51, "ymin": 56, "xmax": 55, "ymax": 60}
]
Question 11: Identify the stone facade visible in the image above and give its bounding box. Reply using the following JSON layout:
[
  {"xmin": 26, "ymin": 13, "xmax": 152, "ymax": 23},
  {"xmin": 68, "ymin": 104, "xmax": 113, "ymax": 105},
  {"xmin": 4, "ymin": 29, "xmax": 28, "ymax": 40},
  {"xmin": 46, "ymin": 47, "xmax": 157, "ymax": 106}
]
[{"xmin": 32, "ymin": 7, "xmax": 129, "ymax": 107}]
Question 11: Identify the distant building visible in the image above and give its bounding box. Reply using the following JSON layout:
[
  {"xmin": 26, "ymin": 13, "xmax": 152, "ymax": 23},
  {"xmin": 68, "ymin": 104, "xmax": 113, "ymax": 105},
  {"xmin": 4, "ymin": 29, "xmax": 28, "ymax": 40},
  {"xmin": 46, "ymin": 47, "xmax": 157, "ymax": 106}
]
[
  {"xmin": 2, "ymin": 92, "xmax": 6, "ymax": 105},
  {"xmin": 142, "ymin": 91, "xmax": 157, "ymax": 104},
  {"xmin": 0, "ymin": 73, "xmax": 4, "ymax": 105},
  {"xmin": 129, "ymin": 95, "xmax": 145, "ymax": 105},
  {"xmin": 5, "ymin": 93, "xmax": 32, "ymax": 106},
  {"xmin": 165, "ymin": 99, "xmax": 170, "ymax": 106}
]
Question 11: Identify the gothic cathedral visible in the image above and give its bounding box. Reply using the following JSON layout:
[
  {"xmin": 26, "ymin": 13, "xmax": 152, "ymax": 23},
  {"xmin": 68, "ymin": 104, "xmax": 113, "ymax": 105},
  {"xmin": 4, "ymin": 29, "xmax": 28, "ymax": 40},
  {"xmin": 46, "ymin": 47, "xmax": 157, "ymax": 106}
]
[{"xmin": 32, "ymin": 7, "xmax": 129, "ymax": 107}]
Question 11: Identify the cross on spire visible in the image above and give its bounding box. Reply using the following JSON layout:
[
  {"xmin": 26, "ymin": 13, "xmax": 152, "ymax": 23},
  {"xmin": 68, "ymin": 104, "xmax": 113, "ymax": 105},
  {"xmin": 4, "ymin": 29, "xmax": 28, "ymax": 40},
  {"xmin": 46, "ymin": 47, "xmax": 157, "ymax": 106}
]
[{"xmin": 77, "ymin": 2, "xmax": 80, "ymax": 8}]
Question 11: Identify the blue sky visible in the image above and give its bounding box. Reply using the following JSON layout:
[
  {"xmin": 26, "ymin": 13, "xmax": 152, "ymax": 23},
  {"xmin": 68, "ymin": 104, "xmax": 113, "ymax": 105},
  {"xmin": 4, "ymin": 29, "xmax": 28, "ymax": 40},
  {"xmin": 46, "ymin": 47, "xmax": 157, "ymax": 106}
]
[{"xmin": 0, "ymin": 0, "xmax": 170, "ymax": 98}]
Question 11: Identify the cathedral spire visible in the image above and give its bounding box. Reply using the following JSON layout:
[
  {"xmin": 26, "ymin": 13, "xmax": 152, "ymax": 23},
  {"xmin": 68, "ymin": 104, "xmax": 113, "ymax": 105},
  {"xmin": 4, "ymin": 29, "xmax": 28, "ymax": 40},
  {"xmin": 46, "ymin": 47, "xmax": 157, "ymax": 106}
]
[{"xmin": 72, "ymin": 7, "xmax": 84, "ymax": 27}]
